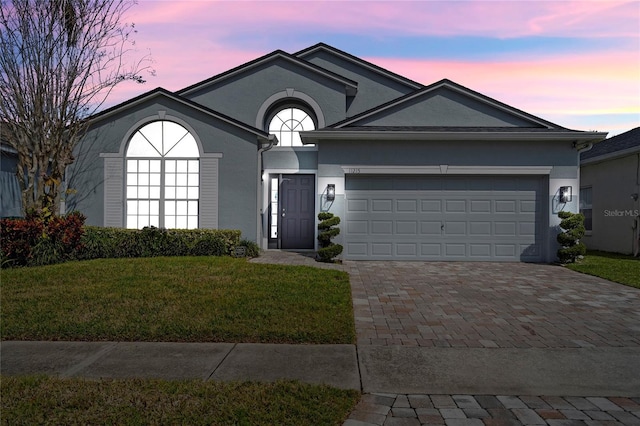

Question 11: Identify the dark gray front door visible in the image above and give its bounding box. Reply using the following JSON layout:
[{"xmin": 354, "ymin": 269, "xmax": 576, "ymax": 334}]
[{"xmin": 280, "ymin": 174, "xmax": 315, "ymax": 249}]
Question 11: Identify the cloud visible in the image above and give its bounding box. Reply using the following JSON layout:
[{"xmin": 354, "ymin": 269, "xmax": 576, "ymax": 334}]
[
  {"xmin": 131, "ymin": 0, "xmax": 639, "ymax": 39},
  {"xmin": 102, "ymin": 0, "xmax": 639, "ymax": 136},
  {"xmin": 368, "ymin": 49, "xmax": 639, "ymax": 132}
]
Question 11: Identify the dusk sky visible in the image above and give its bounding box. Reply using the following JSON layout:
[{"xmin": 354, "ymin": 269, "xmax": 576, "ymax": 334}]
[{"xmin": 109, "ymin": 0, "xmax": 640, "ymax": 138}]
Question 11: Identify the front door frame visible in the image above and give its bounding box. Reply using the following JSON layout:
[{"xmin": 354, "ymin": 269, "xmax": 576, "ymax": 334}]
[{"xmin": 263, "ymin": 170, "xmax": 317, "ymax": 250}]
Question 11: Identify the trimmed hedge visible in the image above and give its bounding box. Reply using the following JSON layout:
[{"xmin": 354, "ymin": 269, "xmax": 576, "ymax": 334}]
[
  {"xmin": 78, "ymin": 226, "xmax": 242, "ymax": 260},
  {"xmin": 1, "ymin": 213, "xmax": 244, "ymax": 267}
]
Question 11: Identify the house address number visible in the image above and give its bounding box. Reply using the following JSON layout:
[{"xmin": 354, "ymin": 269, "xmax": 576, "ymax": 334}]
[{"xmin": 348, "ymin": 168, "xmax": 361, "ymax": 174}]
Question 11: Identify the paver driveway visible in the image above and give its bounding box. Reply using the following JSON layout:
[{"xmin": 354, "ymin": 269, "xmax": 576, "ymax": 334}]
[{"xmin": 346, "ymin": 261, "xmax": 640, "ymax": 349}]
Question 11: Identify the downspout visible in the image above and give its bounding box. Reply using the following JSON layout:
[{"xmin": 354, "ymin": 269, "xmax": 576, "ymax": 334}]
[{"xmin": 257, "ymin": 134, "xmax": 277, "ymax": 249}]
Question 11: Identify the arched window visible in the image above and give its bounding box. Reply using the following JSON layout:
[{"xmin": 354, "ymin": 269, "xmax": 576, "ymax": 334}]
[
  {"xmin": 267, "ymin": 106, "xmax": 315, "ymax": 147},
  {"xmin": 125, "ymin": 121, "xmax": 199, "ymax": 229}
]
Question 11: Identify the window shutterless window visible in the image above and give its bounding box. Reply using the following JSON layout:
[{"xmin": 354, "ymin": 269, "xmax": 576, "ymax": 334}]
[
  {"xmin": 268, "ymin": 107, "xmax": 315, "ymax": 147},
  {"xmin": 125, "ymin": 121, "xmax": 199, "ymax": 229},
  {"xmin": 580, "ymin": 187, "xmax": 592, "ymax": 232}
]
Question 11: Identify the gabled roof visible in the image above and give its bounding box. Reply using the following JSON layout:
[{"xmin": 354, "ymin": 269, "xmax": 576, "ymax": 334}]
[
  {"xmin": 581, "ymin": 127, "xmax": 640, "ymax": 163},
  {"xmin": 177, "ymin": 49, "xmax": 358, "ymax": 97},
  {"xmin": 331, "ymin": 79, "xmax": 565, "ymax": 129},
  {"xmin": 295, "ymin": 43, "xmax": 423, "ymax": 91},
  {"xmin": 88, "ymin": 87, "xmax": 271, "ymax": 140}
]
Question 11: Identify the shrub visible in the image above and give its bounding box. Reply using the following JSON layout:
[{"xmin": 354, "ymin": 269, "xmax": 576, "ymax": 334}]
[
  {"xmin": 0, "ymin": 212, "xmax": 85, "ymax": 267},
  {"xmin": 557, "ymin": 211, "xmax": 586, "ymax": 264},
  {"xmin": 77, "ymin": 227, "xmax": 241, "ymax": 260},
  {"xmin": 238, "ymin": 239, "xmax": 260, "ymax": 258},
  {"xmin": 317, "ymin": 212, "xmax": 343, "ymax": 263}
]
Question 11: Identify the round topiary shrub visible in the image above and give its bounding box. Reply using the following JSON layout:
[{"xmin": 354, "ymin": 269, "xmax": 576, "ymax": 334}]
[{"xmin": 317, "ymin": 212, "xmax": 343, "ymax": 263}]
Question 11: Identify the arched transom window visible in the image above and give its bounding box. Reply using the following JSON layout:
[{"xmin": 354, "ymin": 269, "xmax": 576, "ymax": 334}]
[
  {"xmin": 268, "ymin": 107, "xmax": 315, "ymax": 147},
  {"xmin": 125, "ymin": 120, "xmax": 199, "ymax": 229}
]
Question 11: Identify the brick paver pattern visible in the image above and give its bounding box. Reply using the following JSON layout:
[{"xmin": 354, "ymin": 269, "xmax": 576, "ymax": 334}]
[
  {"xmin": 347, "ymin": 262, "xmax": 640, "ymax": 348},
  {"xmin": 344, "ymin": 394, "xmax": 640, "ymax": 426}
]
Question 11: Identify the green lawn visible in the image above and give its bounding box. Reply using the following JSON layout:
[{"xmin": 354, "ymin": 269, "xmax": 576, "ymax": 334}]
[
  {"xmin": 0, "ymin": 256, "xmax": 355, "ymax": 344},
  {"xmin": 566, "ymin": 250, "xmax": 640, "ymax": 289},
  {"xmin": 1, "ymin": 376, "xmax": 359, "ymax": 425}
]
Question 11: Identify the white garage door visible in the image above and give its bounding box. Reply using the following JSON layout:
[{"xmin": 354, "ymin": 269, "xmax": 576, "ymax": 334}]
[{"xmin": 344, "ymin": 175, "xmax": 545, "ymax": 261}]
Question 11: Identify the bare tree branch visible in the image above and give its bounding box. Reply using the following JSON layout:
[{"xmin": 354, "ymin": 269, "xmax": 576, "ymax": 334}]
[{"xmin": 0, "ymin": 0, "xmax": 153, "ymax": 216}]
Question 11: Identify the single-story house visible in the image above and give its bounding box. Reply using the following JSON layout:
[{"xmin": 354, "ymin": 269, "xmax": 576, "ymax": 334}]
[
  {"xmin": 580, "ymin": 127, "xmax": 640, "ymax": 255},
  {"xmin": 1, "ymin": 43, "xmax": 607, "ymax": 262}
]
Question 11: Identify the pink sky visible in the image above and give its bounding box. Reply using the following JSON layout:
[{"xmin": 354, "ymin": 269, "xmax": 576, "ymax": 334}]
[{"xmin": 106, "ymin": 0, "xmax": 640, "ymax": 137}]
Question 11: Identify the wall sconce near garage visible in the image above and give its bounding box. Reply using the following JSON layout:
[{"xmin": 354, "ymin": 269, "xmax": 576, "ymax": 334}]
[
  {"xmin": 326, "ymin": 184, "xmax": 336, "ymax": 201},
  {"xmin": 559, "ymin": 186, "xmax": 572, "ymax": 203}
]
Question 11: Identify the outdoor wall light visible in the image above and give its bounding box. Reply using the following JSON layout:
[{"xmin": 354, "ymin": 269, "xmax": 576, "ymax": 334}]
[
  {"xmin": 326, "ymin": 184, "xmax": 336, "ymax": 201},
  {"xmin": 631, "ymin": 193, "xmax": 639, "ymax": 201},
  {"xmin": 559, "ymin": 186, "xmax": 572, "ymax": 203}
]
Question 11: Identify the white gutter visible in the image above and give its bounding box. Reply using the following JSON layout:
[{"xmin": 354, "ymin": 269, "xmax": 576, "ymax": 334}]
[{"xmin": 257, "ymin": 134, "xmax": 277, "ymax": 248}]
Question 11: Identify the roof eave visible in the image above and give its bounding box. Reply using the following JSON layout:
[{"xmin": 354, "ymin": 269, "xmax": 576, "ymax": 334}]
[
  {"xmin": 179, "ymin": 51, "xmax": 358, "ymax": 97},
  {"xmin": 581, "ymin": 145, "xmax": 640, "ymax": 165},
  {"xmin": 301, "ymin": 130, "xmax": 608, "ymax": 144},
  {"xmin": 89, "ymin": 89, "xmax": 270, "ymax": 140}
]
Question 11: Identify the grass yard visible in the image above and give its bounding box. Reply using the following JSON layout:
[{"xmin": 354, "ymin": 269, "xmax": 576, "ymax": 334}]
[
  {"xmin": 566, "ymin": 250, "xmax": 640, "ymax": 289},
  {"xmin": 1, "ymin": 376, "xmax": 359, "ymax": 425},
  {"xmin": 0, "ymin": 256, "xmax": 355, "ymax": 344}
]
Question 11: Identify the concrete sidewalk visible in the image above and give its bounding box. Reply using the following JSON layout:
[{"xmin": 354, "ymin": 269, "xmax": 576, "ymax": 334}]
[{"xmin": 0, "ymin": 341, "xmax": 360, "ymax": 390}]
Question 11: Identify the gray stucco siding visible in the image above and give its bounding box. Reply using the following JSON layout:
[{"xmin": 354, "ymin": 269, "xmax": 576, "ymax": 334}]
[
  {"xmin": 355, "ymin": 87, "xmax": 541, "ymax": 128},
  {"xmin": 300, "ymin": 50, "xmax": 416, "ymax": 117},
  {"xmin": 183, "ymin": 59, "xmax": 348, "ymax": 129},
  {"xmin": 262, "ymin": 149, "xmax": 318, "ymax": 171},
  {"xmin": 318, "ymin": 139, "xmax": 577, "ymax": 168},
  {"xmin": 67, "ymin": 97, "xmax": 261, "ymax": 240}
]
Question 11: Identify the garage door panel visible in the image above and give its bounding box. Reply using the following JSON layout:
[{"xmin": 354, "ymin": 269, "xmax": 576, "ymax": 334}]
[
  {"xmin": 470, "ymin": 244, "xmax": 491, "ymax": 257},
  {"xmin": 445, "ymin": 222, "xmax": 466, "ymax": 235},
  {"xmin": 495, "ymin": 244, "xmax": 517, "ymax": 257},
  {"xmin": 348, "ymin": 220, "xmax": 368, "ymax": 234},
  {"xmin": 396, "ymin": 221, "xmax": 418, "ymax": 234},
  {"xmin": 494, "ymin": 222, "xmax": 517, "ymax": 235},
  {"xmin": 397, "ymin": 199, "xmax": 418, "ymax": 212},
  {"xmin": 470, "ymin": 200, "xmax": 491, "ymax": 212},
  {"xmin": 371, "ymin": 199, "xmax": 392, "ymax": 212},
  {"xmin": 470, "ymin": 221, "xmax": 491, "ymax": 235},
  {"xmin": 397, "ymin": 243, "xmax": 418, "ymax": 256},
  {"xmin": 347, "ymin": 242, "xmax": 368, "ymax": 256},
  {"xmin": 421, "ymin": 221, "xmax": 442, "ymax": 235},
  {"xmin": 495, "ymin": 200, "xmax": 517, "ymax": 213},
  {"xmin": 445, "ymin": 244, "xmax": 466, "ymax": 256},
  {"xmin": 344, "ymin": 176, "xmax": 544, "ymax": 261},
  {"xmin": 421, "ymin": 200, "xmax": 442, "ymax": 212},
  {"xmin": 446, "ymin": 200, "xmax": 466, "ymax": 212},
  {"xmin": 371, "ymin": 221, "xmax": 393, "ymax": 234},
  {"xmin": 372, "ymin": 243, "xmax": 392, "ymax": 256},
  {"xmin": 421, "ymin": 243, "xmax": 442, "ymax": 256},
  {"xmin": 347, "ymin": 198, "xmax": 368, "ymax": 212}
]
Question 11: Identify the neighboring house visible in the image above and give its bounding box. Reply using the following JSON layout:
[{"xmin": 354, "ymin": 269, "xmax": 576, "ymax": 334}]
[
  {"xmin": 0, "ymin": 142, "xmax": 22, "ymax": 218},
  {"xmin": 580, "ymin": 127, "xmax": 640, "ymax": 255},
  {"xmin": 1, "ymin": 43, "xmax": 607, "ymax": 262}
]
